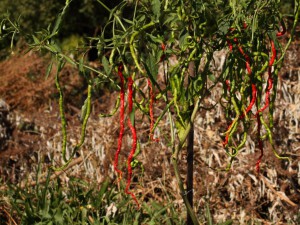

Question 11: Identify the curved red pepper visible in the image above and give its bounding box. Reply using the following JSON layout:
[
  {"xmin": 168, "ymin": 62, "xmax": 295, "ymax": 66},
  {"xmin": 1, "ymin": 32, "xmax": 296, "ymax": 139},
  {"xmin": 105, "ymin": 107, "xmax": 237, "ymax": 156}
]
[
  {"xmin": 276, "ymin": 20, "xmax": 286, "ymax": 37},
  {"xmin": 269, "ymin": 39, "xmax": 276, "ymax": 66},
  {"xmin": 148, "ymin": 79, "xmax": 159, "ymax": 142},
  {"xmin": 240, "ymin": 84, "xmax": 257, "ymax": 119},
  {"xmin": 256, "ymin": 39, "xmax": 276, "ymax": 115},
  {"xmin": 159, "ymin": 42, "xmax": 166, "ymax": 62},
  {"xmin": 222, "ymin": 120, "xmax": 234, "ymax": 147},
  {"xmin": 114, "ymin": 64, "xmax": 125, "ymax": 178},
  {"xmin": 125, "ymin": 76, "xmax": 139, "ymax": 207}
]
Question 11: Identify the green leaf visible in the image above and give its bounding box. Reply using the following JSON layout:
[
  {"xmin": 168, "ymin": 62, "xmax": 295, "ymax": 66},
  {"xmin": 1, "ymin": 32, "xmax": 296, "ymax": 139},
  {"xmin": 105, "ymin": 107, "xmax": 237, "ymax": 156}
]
[
  {"xmin": 79, "ymin": 57, "xmax": 85, "ymax": 73},
  {"xmin": 163, "ymin": 12, "xmax": 178, "ymax": 26},
  {"xmin": 137, "ymin": 14, "xmax": 146, "ymax": 23},
  {"xmin": 51, "ymin": 0, "xmax": 71, "ymax": 36},
  {"xmin": 143, "ymin": 55, "xmax": 162, "ymax": 92},
  {"xmin": 102, "ymin": 55, "xmax": 111, "ymax": 75},
  {"xmin": 45, "ymin": 60, "xmax": 54, "ymax": 79},
  {"xmin": 146, "ymin": 54, "xmax": 158, "ymax": 79},
  {"xmin": 133, "ymin": 212, "xmax": 141, "ymax": 225},
  {"xmin": 208, "ymin": 73, "xmax": 216, "ymax": 82},
  {"xmin": 151, "ymin": 0, "xmax": 161, "ymax": 21},
  {"xmin": 206, "ymin": 203, "xmax": 213, "ymax": 225},
  {"xmin": 98, "ymin": 179, "xmax": 109, "ymax": 201},
  {"xmin": 81, "ymin": 207, "xmax": 88, "ymax": 223},
  {"xmin": 123, "ymin": 18, "xmax": 134, "ymax": 25},
  {"xmin": 179, "ymin": 33, "xmax": 191, "ymax": 51},
  {"xmin": 54, "ymin": 208, "xmax": 64, "ymax": 224},
  {"xmin": 52, "ymin": 14, "xmax": 62, "ymax": 36},
  {"xmin": 216, "ymin": 220, "xmax": 233, "ymax": 225},
  {"xmin": 64, "ymin": 55, "xmax": 75, "ymax": 66},
  {"xmin": 32, "ymin": 35, "xmax": 40, "ymax": 45},
  {"xmin": 175, "ymin": 120, "xmax": 186, "ymax": 142},
  {"xmin": 129, "ymin": 106, "xmax": 135, "ymax": 126},
  {"xmin": 147, "ymin": 34, "xmax": 163, "ymax": 44},
  {"xmin": 45, "ymin": 43, "xmax": 60, "ymax": 53}
]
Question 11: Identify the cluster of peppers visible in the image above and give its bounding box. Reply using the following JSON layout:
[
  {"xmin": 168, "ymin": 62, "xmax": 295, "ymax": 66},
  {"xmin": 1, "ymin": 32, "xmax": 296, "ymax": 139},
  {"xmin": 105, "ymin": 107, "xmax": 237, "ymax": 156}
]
[
  {"xmin": 113, "ymin": 20, "xmax": 288, "ymax": 205},
  {"xmin": 114, "ymin": 62, "xmax": 160, "ymax": 206},
  {"xmin": 223, "ymin": 21, "xmax": 287, "ymax": 172}
]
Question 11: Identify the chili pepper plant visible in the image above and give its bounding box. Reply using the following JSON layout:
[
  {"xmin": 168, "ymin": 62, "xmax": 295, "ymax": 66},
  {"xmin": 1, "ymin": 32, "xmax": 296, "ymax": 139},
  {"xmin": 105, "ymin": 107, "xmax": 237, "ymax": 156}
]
[{"xmin": 1, "ymin": 0, "xmax": 299, "ymax": 224}]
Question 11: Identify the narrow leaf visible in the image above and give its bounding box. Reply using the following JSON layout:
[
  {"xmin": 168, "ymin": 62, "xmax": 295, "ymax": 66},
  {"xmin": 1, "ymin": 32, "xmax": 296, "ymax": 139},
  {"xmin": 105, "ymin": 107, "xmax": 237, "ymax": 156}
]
[
  {"xmin": 45, "ymin": 60, "xmax": 53, "ymax": 79},
  {"xmin": 216, "ymin": 220, "xmax": 233, "ymax": 225},
  {"xmin": 32, "ymin": 35, "xmax": 40, "ymax": 45},
  {"xmin": 102, "ymin": 55, "xmax": 111, "ymax": 75},
  {"xmin": 79, "ymin": 57, "xmax": 85, "ymax": 73},
  {"xmin": 98, "ymin": 179, "xmax": 109, "ymax": 201},
  {"xmin": 206, "ymin": 203, "xmax": 213, "ymax": 225},
  {"xmin": 129, "ymin": 107, "xmax": 135, "ymax": 126},
  {"xmin": 143, "ymin": 62, "xmax": 162, "ymax": 93}
]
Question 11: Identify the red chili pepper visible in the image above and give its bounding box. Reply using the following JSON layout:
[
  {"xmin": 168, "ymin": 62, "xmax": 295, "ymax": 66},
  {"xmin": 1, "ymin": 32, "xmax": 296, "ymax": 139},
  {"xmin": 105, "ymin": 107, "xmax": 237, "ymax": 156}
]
[
  {"xmin": 159, "ymin": 43, "xmax": 166, "ymax": 62},
  {"xmin": 226, "ymin": 40, "xmax": 233, "ymax": 51},
  {"xmin": 226, "ymin": 27, "xmax": 236, "ymax": 51},
  {"xmin": 256, "ymin": 39, "xmax": 276, "ymax": 115},
  {"xmin": 235, "ymin": 44, "xmax": 252, "ymax": 75},
  {"xmin": 225, "ymin": 25, "xmax": 257, "ymax": 145},
  {"xmin": 225, "ymin": 80, "xmax": 230, "ymax": 91},
  {"xmin": 269, "ymin": 39, "xmax": 276, "ymax": 66},
  {"xmin": 240, "ymin": 84, "xmax": 257, "ymax": 119},
  {"xmin": 161, "ymin": 42, "xmax": 166, "ymax": 51},
  {"xmin": 255, "ymin": 116, "xmax": 263, "ymax": 173},
  {"xmin": 148, "ymin": 79, "xmax": 159, "ymax": 142},
  {"xmin": 114, "ymin": 64, "xmax": 125, "ymax": 178},
  {"xmin": 232, "ymin": 37, "xmax": 257, "ymax": 118},
  {"xmin": 276, "ymin": 20, "xmax": 286, "ymax": 37},
  {"xmin": 222, "ymin": 120, "xmax": 234, "ymax": 147},
  {"xmin": 125, "ymin": 76, "xmax": 139, "ymax": 207},
  {"xmin": 247, "ymin": 84, "xmax": 257, "ymax": 113}
]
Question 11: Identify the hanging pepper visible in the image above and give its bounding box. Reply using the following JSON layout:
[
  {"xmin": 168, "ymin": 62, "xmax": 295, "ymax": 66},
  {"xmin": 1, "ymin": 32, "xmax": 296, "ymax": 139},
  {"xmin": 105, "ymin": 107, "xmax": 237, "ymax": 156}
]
[
  {"xmin": 125, "ymin": 76, "xmax": 139, "ymax": 207},
  {"xmin": 256, "ymin": 39, "xmax": 276, "ymax": 115},
  {"xmin": 148, "ymin": 78, "xmax": 159, "ymax": 142},
  {"xmin": 114, "ymin": 64, "xmax": 125, "ymax": 178}
]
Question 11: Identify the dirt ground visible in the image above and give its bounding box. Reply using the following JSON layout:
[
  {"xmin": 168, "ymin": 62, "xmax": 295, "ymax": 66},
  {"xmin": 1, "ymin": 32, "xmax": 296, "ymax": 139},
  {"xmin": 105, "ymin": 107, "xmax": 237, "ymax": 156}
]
[{"xmin": 0, "ymin": 34, "xmax": 299, "ymax": 224}]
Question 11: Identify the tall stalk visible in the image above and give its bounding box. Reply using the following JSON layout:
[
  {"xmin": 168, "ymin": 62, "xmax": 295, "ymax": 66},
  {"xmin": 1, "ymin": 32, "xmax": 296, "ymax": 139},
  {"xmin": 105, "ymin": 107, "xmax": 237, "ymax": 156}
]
[
  {"xmin": 186, "ymin": 119, "xmax": 194, "ymax": 225},
  {"xmin": 172, "ymin": 97, "xmax": 200, "ymax": 225},
  {"xmin": 186, "ymin": 61, "xmax": 195, "ymax": 225}
]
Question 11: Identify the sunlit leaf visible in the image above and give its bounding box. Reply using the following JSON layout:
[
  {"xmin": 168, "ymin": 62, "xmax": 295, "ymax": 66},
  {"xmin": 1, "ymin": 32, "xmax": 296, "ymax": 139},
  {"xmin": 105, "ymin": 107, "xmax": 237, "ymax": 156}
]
[{"xmin": 151, "ymin": 0, "xmax": 161, "ymax": 21}]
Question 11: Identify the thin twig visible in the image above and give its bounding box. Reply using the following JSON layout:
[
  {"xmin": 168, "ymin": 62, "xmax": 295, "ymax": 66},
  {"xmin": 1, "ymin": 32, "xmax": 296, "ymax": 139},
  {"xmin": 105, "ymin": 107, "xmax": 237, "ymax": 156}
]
[
  {"xmin": 3, "ymin": 207, "xmax": 18, "ymax": 225},
  {"xmin": 260, "ymin": 174, "xmax": 297, "ymax": 207}
]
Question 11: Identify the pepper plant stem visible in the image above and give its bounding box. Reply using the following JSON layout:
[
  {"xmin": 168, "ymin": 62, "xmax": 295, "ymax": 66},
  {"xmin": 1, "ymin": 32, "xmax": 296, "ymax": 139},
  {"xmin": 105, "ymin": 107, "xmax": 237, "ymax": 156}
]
[
  {"xmin": 187, "ymin": 61, "xmax": 195, "ymax": 225},
  {"xmin": 186, "ymin": 120, "xmax": 194, "ymax": 225},
  {"xmin": 171, "ymin": 97, "xmax": 200, "ymax": 225}
]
